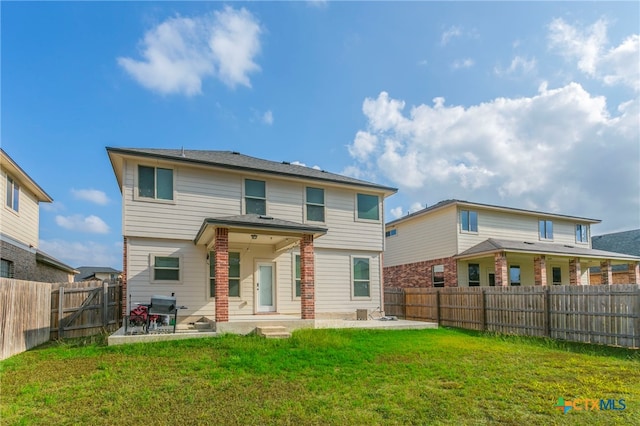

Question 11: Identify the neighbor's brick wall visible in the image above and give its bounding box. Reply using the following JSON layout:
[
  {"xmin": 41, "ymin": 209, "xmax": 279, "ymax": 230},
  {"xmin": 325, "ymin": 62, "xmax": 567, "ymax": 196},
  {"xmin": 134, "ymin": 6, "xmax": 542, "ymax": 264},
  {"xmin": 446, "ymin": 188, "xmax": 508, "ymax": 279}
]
[
  {"xmin": 384, "ymin": 256, "xmax": 458, "ymax": 288},
  {"xmin": 1, "ymin": 240, "xmax": 70, "ymax": 283}
]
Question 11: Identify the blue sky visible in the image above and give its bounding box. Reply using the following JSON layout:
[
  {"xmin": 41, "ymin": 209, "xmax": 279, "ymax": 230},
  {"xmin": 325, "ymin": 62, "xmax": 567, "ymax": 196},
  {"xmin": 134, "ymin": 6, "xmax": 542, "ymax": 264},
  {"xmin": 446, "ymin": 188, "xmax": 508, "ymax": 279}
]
[{"xmin": 2, "ymin": 1, "xmax": 638, "ymax": 270}]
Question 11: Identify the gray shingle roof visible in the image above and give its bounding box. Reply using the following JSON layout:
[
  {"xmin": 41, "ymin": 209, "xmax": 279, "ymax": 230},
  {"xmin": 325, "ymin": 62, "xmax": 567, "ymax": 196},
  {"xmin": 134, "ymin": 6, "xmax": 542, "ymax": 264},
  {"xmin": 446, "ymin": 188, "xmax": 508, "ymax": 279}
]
[
  {"xmin": 386, "ymin": 199, "xmax": 600, "ymax": 226},
  {"xmin": 107, "ymin": 147, "xmax": 397, "ymax": 193},
  {"xmin": 456, "ymin": 238, "xmax": 640, "ymax": 261},
  {"xmin": 75, "ymin": 266, "xmax": 122, "ymax": 281},
  {"xmin": 592, "ymin": 229, "xmax": 640, "ymax": 257}
]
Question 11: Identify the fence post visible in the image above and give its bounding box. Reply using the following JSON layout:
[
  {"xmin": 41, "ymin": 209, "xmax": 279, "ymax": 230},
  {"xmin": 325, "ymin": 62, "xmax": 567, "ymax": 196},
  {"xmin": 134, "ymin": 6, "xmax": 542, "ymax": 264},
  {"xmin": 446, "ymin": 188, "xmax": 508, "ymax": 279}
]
[
  {"xmin": 435, "ymin": 289, "xmax": 441, "ymax": 325},
  {"xmin": 103, "ymin": 281, "xmax": 109, "ymax": 327},
  {"xmin": 57, "ymin": 286, "xmax": 65, "ymax": 339},
  {"xmin": 635, "ymin": 285, "xmax": 640, "ymax": 349},
  {"xmin": 480, "ymin": 288, "xmax": 487, "ymax": 331},
  {"xmin": 543, "ymin": 287, "xmax": 551, "ymax": 338},
  {"xmin": 402, "ymin": 288, "xmax": 406, "ymax": 319}
]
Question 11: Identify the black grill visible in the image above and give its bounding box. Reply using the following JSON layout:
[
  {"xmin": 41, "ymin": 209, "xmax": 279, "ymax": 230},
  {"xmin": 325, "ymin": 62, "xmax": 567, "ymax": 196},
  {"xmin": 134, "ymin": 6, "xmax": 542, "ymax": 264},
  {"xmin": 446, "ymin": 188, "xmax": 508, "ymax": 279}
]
[{"xmin": 126, "ymin": 293, "xmax": 186, "ymax": 334}]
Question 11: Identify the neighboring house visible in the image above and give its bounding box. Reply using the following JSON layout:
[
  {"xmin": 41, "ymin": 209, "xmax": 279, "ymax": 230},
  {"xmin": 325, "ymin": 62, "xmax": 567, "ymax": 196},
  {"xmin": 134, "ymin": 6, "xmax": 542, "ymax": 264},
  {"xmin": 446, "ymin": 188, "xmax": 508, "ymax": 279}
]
[
  {"xmin": 74, "ymin": 266, "xmax": 122, "ymax": 282},
  {"xmin": 589, "ymin": 229, "xmax": 640, "ymax": 284},
  {"xmin": 107, "ymin": 147, "xmax": 397, "ymax": 324},
  {"xmin": 0, "ymin": 149, "xmax": 77, "ymax": 282},
  {"xmin": 384, "ymin": 200, "xmax": 640, "ymax": 288}
]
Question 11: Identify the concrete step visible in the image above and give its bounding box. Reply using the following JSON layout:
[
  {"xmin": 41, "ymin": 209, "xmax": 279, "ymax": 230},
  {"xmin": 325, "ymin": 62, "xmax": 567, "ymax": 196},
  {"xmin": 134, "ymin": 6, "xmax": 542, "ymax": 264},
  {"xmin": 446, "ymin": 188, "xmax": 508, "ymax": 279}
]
[{"xmin": 256, "ymin": 326, "xmax": 291, "ymax": 339}]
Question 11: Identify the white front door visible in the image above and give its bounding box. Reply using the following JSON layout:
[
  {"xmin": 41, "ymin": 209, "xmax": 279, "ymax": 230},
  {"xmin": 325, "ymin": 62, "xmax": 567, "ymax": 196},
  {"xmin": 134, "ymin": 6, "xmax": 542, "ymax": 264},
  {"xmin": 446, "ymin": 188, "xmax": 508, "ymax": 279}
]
[{"xmin": 256, "ymin": 262, "xmax": 275, "ymax": 312}]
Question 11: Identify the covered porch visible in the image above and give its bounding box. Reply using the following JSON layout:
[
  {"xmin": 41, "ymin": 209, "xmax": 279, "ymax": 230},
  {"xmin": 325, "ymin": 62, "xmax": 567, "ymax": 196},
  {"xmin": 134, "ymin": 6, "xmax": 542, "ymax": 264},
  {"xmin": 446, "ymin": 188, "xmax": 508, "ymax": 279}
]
[
  {"xmin": 456, "ymin": 238, "xmax": 640, "ymax": 286},
  {"xmin": 193, "ymin": 214, "xmax": 328, "ymax": 322}
]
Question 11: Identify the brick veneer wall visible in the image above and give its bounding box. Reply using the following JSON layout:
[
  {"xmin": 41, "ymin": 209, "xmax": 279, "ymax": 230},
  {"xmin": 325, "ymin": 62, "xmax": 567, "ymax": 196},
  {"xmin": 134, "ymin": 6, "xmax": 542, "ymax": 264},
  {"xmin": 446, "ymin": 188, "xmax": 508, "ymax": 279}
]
[
  {"xmin": 1, "ymin": 240, "xmax": 70, "ymax": 283},
  {"xmin": 384, "ymin": 256, "xmax": 458, "ymax": 288},
  {"xmin": 214, "ymin": 228, "xmax": 229, "ymax": 322}
]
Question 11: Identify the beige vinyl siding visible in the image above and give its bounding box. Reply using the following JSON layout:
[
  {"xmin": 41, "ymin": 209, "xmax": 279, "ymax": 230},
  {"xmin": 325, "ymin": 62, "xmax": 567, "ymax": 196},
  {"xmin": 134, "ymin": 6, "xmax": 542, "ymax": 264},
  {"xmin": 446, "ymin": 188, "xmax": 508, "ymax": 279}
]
[
  {"xmin": 384, "ymin": 205, "xmax": 458, "ymax": 267},
  {"xmin": 124, "ymin": 159, "xmax": 385, "ymax": 251},
  {"xmin": 123, "ymin": 162, "xmax": 242, "ymax": 239},
  {"xmin": 1, "ymin": 171, "xmax": 40, "ymax": 247},
  {"xmin": 457, "ymin": 208, "xmax": 592, "ymax": 252},
  {"xmin": 315, "ymin": 249, "xmax": 382, "ymax": 314},
  {"xmin": 127, "ymin": 237, "xmax": 211, "ymax": 317}
]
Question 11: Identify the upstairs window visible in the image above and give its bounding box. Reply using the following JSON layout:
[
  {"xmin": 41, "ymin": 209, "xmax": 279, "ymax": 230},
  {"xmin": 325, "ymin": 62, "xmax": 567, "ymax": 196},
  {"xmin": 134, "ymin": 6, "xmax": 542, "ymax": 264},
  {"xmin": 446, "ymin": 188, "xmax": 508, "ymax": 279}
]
[
  {"xmin": 6, "ymin": 175, "xmax": 19, "ymax": 212},
  {"xmin": 385, "ymin": 229, "xmax": 397, "ymax": 237},
  {"xmin": 432, "ymin": 265, "xmax": 445, "ymax": 287},
  {"xmin": 306, "ymin": 187, "xmax": 325, "ymax": 222},
  {"xmin": 539, "ymin": 220, "xmax": 553, "ymax": 240},
  {"xmin": 210, "ymin": 251, "xmax": 241, "ymax": 297},
  {"xmin": 357, "ymin": 194, "xmax": 379, "ymax": 221},
  {"xmin": 460, "ymin": 210, "xmax": 478, "ymax": 232},
  {"xmin": 245, "ymin": 179, "xmax": 266, "ymax": 215},
  {"xmin": 138, "ymin": 165, "xmax": 173, "ymax": 200},
  {"xmin": 575, "ymin": 224, "xmax": 589, "ymax": 243}
]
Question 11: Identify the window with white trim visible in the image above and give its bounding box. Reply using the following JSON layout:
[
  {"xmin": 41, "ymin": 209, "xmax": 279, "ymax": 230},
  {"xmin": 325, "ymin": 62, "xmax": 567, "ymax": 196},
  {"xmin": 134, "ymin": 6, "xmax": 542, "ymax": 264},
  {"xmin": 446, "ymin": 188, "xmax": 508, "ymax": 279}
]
[
  {"xmin": 294, "ymin": 254, "xmax": 301, "ymax": 298},
  {"xmin": 385, "ymin": 229, "xmax": 397, "ymax": 237},
  {"xmin": 151, "ymin": 255, "xmax": 181, "ymax": 282},
  {"xmin": 510, "ymin": 265, "xmax": 521, "ymax": 286},
  {"xmin": 460, "ymin": 210, "xmax": 478, "ymax": 232},
  {"xmin": 245, "ymin": 179, "xmax": 266, "ymax": 215},
  {"xmin": 468, "ymin": 263, "xmax": 480, "ymax": 286},
  {"xmin": 306, "ymin": 187, "xmax": 325, "ymax": 222},
  {"xmin": 209, "ymin": 251, "xmax": 241, "ymax": 297},
  {"xmin": 138, "ymin": 165, "xmax": 173, "ymax": 200},
  {"xmin": 353, "ymin": 257, "xmax": 370, "ymax": 297},
  {"xmin": 575, "ymin": 224, "xmax": 588, "ymax": 243},
  {"xmin": 539, "ymin": 220, "xmax": 553, "ymax": 240},
  {"xmin": 432, "ymin": 265, "xmax": 444, "ymax": 287},
  {"xmin": 6, "ymin": 175, "xmax": 19, "ymax": 212},
  {"xmin": 356, "ymin": 194, "xmax": 379, "ymax": 221}
]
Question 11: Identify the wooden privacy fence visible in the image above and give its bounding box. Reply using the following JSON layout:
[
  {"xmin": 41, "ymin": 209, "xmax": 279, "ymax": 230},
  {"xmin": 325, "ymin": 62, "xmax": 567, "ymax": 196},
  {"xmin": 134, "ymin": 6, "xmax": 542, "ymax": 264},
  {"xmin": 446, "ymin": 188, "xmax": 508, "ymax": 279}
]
[
  {"xmin": 0, "ymin": 278, "xmax": 122, "ymax": 360},
  {"xmin": 51, "ymin": 280, "xmax": 122, "ymax": 340},
  {"xmin": 384, "ymin": 284, "xmax": 640, "ymax": 349},
  {"xmin": 0, "ymin": 279, "xmax": 51, "ymax": 360}
]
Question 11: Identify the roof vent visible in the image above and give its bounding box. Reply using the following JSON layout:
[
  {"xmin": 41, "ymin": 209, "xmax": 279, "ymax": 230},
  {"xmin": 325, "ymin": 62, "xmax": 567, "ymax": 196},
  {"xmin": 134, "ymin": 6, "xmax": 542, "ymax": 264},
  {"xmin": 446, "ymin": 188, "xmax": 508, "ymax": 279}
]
[
  {"xmin": 564, "ymin": 244, "xmax": 574, "ymax": 248},
  {"xmin": 231, "ymin": 151, "xmax": 240, "ymax": 155},
  {"xmin": 259, "ymin": 215, "xmax": 274, "ymax": 220},
  {"xmin": 523, "ymin": 241, "xmax": 534, "ymax": 245},
  {"xmin": 282, "ymin": 161, "xmax": 290, "ymax": 165}
]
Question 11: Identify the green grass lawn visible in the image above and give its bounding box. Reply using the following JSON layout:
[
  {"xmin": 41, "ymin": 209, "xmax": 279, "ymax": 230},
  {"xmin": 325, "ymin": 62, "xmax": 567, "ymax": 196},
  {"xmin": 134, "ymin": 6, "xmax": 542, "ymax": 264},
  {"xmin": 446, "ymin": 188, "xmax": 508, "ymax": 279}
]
[{"xmin": 1, "ymin": 327, "xmax": 638, "ymax": 425}]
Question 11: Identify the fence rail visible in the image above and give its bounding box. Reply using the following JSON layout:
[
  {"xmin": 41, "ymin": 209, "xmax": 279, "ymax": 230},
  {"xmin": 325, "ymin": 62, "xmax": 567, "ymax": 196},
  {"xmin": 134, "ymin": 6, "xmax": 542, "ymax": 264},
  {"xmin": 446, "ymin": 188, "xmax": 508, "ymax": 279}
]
[{"xmin": 384, "ymin": 284, "xmax": 640, "ymax": 349}]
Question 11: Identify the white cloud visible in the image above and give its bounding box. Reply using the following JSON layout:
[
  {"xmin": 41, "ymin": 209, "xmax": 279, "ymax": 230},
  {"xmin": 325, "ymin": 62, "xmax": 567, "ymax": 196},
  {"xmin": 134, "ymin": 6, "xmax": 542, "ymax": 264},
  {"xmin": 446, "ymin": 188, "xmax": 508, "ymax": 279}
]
[
  {"xmin": 262, "ymin": 110, "xmax": 274, "ymax": 125},
  {"xmin": 41, "ymin": 201, "xmax": 65, "ymax": 212},
  {"xmin": 118, "ymin": 6, "xmax": 261, "ymax": 96},
  {"xmin": 441, "ymin": 26, "xmax": 462, "ymax": 46},
  {"xmin": 39, "ymin": 239, "xmax": 121, "ymax": 269},
  {"xmin": 71, "ymin": 189, "xmax": 109, "ymax": 205},
  {"xmin": 495, "ymin": 56, "xmax": 537, "ymax": 77},
  {"xmin": 452, "ymin": 58, "xmax": 475, "ymax": 70},
  {"xmin": 390, "ymin": 206, "xmax": 403, "ymax": 219},
  {"xmin": 348, "ymin": 87, "xmax": 639, "ymax": 229},
  {"xmin": 548, "ymin": 18, "xmax": 639, "ymax": 91},
  {"xmin": 55, "ymin": 214, "xmax": 110, "ymax": 234}
]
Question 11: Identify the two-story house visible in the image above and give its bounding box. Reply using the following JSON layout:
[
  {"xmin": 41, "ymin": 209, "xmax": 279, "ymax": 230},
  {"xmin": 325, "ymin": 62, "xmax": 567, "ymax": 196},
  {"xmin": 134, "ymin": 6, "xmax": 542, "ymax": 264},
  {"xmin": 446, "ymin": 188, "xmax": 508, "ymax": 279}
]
[
  {"xmin": 384, "ymin": 200, "xmax": 640, "ymax": 288},
  {"xmin": 1, "ymin": 149, "xmax": 77, "ymax": 282},
  {"xmin": 107, "ymin": 148, "xmax": 397, "ymax": 326}
]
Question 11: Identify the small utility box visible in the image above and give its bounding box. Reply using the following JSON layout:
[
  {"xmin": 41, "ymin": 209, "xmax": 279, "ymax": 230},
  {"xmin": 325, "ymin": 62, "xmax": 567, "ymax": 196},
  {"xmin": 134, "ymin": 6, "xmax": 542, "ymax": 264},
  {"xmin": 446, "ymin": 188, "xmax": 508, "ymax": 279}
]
[{"xmin": 356, "ymin": 309, "xmax": 368, "ymax": 320}]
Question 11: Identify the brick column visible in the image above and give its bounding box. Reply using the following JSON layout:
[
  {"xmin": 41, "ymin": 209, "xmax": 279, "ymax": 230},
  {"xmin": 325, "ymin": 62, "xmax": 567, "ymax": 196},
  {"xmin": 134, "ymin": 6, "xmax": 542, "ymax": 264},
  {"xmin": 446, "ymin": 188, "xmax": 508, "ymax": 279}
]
[
  {"xmin": 444, "ymin": 257, "xmax": 458, "ymax": 287},
  {"xmin": 629, "ymin": 262, "xmax": 640, "ymax": 285},
  {"xmin": 300, "ymin": 234, "xmax": 315, "ymax": 319},
  {"xmin": 534, "ymin": 255, "xmax": 547, "ymax": 286},
  {"xmin": 569, "ymin": 258, "xmax": 581, "ymax": 285},
  {"xmin": 494, "ymin": 252, "xmax": 508, "ymax": 286},
  {"xmin": 214, "ymin": 228, "xmax": 229, "ymax": 322},
  {"xmin": 600, "ymin": 260, "xmax": 612, "ymax": 285}
]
